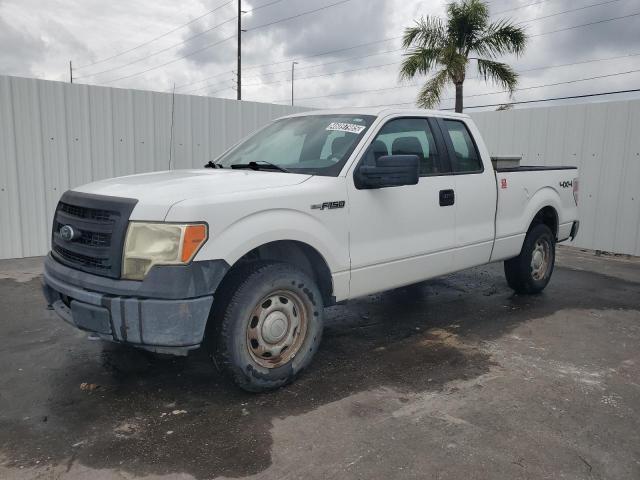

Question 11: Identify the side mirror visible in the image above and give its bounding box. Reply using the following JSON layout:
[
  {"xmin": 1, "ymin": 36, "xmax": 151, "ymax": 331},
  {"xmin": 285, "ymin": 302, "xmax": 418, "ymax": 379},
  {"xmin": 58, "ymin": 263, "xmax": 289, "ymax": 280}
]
[{"xmin": 354, "ymin": 155, "xmax": 420, "ymax": 190}]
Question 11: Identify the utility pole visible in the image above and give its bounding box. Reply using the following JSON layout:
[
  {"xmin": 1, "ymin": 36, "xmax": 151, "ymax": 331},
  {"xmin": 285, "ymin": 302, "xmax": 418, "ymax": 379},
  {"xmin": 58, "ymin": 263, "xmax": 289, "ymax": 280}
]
[
  {"xmin": 291, "ymin": 61, "xmax": 298, "ymax": 106},
  {"xmin": 69, "ymin": 61, "xmax": 73, "ymax": 84},
  {"xmin": 237, "ymin": 0, "xmax": 242, "ymax": 100}
]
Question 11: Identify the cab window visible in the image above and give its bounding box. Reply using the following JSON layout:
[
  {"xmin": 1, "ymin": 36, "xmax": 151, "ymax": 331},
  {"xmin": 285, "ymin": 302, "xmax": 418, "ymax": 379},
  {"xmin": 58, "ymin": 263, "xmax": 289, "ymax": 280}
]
[
  {"xmin": 363, "ymin": 118, "xmax": 443, "ymax": 176},
  {"xmin": 443, "ymin": 120, "xmax": 483, "ymax": 173}
]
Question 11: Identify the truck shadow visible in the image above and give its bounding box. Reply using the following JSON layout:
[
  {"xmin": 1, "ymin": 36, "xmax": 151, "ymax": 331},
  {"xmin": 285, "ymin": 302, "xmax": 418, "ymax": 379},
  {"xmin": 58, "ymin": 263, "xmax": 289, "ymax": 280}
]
[{"xmin": 1, "ymin": 263, "xmax": 638, "ymax": 479}]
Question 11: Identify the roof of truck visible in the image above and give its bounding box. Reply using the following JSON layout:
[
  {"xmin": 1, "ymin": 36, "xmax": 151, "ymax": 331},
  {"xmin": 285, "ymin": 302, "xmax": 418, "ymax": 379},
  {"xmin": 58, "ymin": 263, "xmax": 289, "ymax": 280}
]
[{"xmin": 282, "ymin": 107, "xmax": 470, "ymax": 120}]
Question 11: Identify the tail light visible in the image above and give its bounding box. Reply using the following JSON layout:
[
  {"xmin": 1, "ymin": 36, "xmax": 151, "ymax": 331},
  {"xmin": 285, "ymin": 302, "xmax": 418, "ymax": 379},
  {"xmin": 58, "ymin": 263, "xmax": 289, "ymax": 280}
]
[{"xmin": 573, "ymin": 178, "xmax": 579, "ymax": 205}]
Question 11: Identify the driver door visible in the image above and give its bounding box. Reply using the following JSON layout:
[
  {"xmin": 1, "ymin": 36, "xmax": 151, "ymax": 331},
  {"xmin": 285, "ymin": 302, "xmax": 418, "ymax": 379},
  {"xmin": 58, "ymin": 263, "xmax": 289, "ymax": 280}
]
[{"xmin": 347, "ymin": 117, "xmax": 457, "ymax": 298}]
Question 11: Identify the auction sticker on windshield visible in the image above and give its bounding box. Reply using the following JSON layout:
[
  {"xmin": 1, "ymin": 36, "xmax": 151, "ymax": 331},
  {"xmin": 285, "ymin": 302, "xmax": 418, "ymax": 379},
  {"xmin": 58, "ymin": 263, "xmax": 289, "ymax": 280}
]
[{"xmin": 326, "ymin": 122, "xmax": 366, "ymax": 134}]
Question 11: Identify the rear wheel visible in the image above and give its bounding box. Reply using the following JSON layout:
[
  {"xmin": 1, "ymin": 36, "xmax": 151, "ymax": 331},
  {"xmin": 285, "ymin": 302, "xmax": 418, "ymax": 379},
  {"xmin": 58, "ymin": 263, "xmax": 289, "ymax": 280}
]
[
  {"xmin": 211, "ymin": 262, "xmax": 323, "ymax": 392},
  {"xmin": 504, "ymin": 224, "xmax": 556, "ymax": 294}
]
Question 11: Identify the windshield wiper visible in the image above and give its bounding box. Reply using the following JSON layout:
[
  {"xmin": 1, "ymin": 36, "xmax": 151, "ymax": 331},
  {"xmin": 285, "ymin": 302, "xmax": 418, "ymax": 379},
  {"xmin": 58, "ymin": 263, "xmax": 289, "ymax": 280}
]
[
  {"xmin": 230, "ymin": 161, "xmax": 290, "ymax": 173},
  {"xmin": 204, "ymin": 161, "xmax": 224, "ymax": 169}
]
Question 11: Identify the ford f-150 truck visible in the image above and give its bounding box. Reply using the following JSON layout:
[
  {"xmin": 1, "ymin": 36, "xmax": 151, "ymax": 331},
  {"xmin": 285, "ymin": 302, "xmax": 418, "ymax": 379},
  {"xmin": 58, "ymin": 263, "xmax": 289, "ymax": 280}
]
[{"xmin": 42, "ymin": 108, "xmax": 579, "ymax": 391}]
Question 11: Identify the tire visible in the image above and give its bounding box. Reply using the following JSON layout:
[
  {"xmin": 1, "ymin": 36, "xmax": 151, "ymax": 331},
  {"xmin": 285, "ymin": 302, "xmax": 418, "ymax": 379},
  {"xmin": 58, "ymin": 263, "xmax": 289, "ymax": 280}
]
[
  {"xmin": 211, "ymin": 261, "xmax": 324, "ymax": 392},
  {"xmin": 504, "ymin": 223, "xmax": 556, "ymax": 294}
]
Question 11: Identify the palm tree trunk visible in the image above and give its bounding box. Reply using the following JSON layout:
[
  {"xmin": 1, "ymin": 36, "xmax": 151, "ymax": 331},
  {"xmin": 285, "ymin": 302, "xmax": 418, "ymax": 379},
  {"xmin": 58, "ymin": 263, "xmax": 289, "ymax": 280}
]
[{"xmin": 455, "ymin": 82, "xmax": 463, "ymax": 113}]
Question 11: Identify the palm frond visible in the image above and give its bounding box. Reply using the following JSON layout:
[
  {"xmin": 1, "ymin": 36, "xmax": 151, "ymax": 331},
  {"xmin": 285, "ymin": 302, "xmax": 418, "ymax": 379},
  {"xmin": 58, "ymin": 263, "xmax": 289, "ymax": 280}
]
[
  {"xmin": 446, "ymin": 0, "xmax": 489, "ymax": 52},
  {"xmin": 402, "ymin": 16, "xmax": 447, "ymax": 49},
  {"xmin": 476, "ymin": 58, "xmax": 518, "ymax": 94},
  {"xmin": 399, "ymin": 47, "xmax": 443, "ymax": 81},
  {"xmin": 472, "ymin": 19, "xmax": 527, "ymax": 58},
  {"xmin": 440, "ymin": 43, "xmax": 467, "ymax": 81},
  {"xmin": 416, "ymin": 69, "xmax": 450, "ymax": 109}
]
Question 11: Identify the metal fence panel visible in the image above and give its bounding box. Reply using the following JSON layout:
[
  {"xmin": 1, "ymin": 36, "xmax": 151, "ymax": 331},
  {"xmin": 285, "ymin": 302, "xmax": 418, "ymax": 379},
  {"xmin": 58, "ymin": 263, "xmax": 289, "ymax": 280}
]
[
  {"xmin": 471, "ymin": 98, "xmax": 640, "ymax": 257},
  {"xmin": 0, "ymin": 75, "xmax": 308, "ymax": 259},
  {"xmin": 2, "ymin": 75, "xmax": 639, "ymax": 258}
]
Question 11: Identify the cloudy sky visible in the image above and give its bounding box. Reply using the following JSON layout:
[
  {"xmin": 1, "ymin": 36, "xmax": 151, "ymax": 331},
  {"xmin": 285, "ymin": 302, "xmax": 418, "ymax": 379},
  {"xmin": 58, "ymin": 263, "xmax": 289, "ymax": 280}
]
[{"xmin": 1, "ymin": 0, "xmax": 640, "ymax": 111}]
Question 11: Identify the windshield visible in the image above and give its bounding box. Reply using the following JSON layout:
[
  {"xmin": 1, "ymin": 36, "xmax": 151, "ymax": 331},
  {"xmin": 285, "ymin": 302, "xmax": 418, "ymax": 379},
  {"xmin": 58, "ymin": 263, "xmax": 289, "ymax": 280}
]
[{"xmin": 215, "ymin": 114, "xmax": 376, "ymax": 176}]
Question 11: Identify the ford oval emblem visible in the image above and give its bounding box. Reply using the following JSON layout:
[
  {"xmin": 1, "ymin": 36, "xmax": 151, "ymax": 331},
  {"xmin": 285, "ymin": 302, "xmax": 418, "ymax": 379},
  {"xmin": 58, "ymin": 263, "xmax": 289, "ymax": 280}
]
[{"xmin": 59, "ymin": 225, "xmax": 77, "ymax": 242}]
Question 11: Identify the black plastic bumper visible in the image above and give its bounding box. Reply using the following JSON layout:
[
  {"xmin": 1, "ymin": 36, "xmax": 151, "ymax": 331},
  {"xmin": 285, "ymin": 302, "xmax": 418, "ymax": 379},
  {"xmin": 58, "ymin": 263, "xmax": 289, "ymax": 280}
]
[{"xmin": 42, "ymin": 254, "xmax": 229, "ymax": 355}]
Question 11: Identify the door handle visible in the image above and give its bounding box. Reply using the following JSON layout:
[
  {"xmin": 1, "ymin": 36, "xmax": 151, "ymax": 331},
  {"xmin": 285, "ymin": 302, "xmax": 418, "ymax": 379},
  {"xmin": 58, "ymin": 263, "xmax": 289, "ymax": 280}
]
[{"xmin": 439, "ymin": 189, "xmax": 455, "ymax": 206}]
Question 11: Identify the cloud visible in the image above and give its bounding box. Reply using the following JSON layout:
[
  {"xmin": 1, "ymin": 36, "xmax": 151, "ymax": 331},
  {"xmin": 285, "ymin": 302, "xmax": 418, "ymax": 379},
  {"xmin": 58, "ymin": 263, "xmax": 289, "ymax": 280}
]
[
  {"xmin": 0, "ymin": 10, "xmax": 46, "ymax": 77},
  {"xmin": 1, "ymin": 0, "xmax": 639, "ymax": 109}
]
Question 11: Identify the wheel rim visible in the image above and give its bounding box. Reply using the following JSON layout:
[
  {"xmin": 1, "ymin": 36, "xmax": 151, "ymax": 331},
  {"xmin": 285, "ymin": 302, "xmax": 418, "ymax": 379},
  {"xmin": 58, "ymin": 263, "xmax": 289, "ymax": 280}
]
[
  {"xmin": 246, "ymin": 289, "xmax": 308, "ymax": 368},
  {"xmin": 530, "ymin": 238, "xmax": 551, "ymax": 281}
]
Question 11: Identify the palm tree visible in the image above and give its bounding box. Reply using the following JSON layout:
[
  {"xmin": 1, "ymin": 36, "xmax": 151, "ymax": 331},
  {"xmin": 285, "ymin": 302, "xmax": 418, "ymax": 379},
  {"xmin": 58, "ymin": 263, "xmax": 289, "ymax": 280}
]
[{"xmin": 400, "ymin": 0, "xmax": 527, "ymax": 113}]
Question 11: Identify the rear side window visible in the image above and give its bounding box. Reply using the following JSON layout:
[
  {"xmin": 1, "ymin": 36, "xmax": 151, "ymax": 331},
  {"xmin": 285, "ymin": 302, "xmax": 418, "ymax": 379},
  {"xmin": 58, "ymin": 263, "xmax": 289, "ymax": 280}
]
[
  {"xmin": 443, "ymin": 120, "xmax": 482, "ymax": 173},
  {"xmin": 364, "ymin": 118, "xmax": 443, "ymax": 176}
]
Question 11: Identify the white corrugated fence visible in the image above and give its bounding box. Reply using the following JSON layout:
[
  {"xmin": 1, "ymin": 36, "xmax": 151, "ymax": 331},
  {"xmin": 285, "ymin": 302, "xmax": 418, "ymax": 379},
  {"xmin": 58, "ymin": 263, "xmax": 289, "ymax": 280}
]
[
  {"xmin": 0, "ymin": 75, "xmax": 308, "ymax": 259},
  {"xmin": 1, "ymin": 75, "xmax": 639, "ymax": 258},
  {"xmin": 470, "ymin": 99, "xmax": 640, "ymax": 257}
]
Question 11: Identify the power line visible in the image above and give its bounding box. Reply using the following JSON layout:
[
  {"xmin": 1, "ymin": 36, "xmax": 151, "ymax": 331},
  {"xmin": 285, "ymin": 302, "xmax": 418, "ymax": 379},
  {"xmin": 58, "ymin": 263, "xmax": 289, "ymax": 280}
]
[
  {"xmin": 246, "ymin": 0, "xmax": 358, "ymax": 32},
  {"xmin": 241, "ymin": 47, "xmax": 404, "ymax": 82},
  {"xmin": 240, "ymin": 9, "xmax": 640, "ymax": 90},
  {"xmin": 275, "ymin": 51, "xmax": 640, "ymax": 103},
  {"xmin": 100, "ymin": 34, "xmax": 236, "ymax": 85},
  {"xmin": 75, "ymin": 0, "xmax": 234, "ymax": 70},
  {"xmin": 234, "ymin": 0, "xmax": 585, "ymax": 76},
  {"xmin": 181, "ymin": 75, "xmax": 236, "ymax": 95},
  {"xmin": 302, "ymin": 69, "xmax": 640, "ymax": 109},
  {"xmin": 530, "ymin": 11, "xmax": 640, "ymax": 37},
  {"xmin": 241, "ymin": 0, "xmax": 616, "ymax": 83},
  {"xmin": 174, "ymin": 35, "xmax": 403, "ymax": 90},
  {"xmin": 93, "ymin": 0, "xmax": 360, "ymax": 86},
  {"xmin": 75, "ymin": 15, "xmax": 238, "ymax": 80},
  {"xmin": 180, "ymin": 47, "xmax": 402, "ymax": 93},
  {"xmin": 175, "ymin": 70, "xmax": 235, "ymax": 90},
  {"xmin": 492, "ymin": 0, "xmax": 556, "ymax": 15},
  {"xmin": 243, "ymin": 60, "xmax": 400, "ymax": 87},
  {"xmin": 97, "ymin": 1, "xmax": 640, "ymax": 93},
  {"xmin": 336, "ymin": 87, "xmax": 640, "ymax": 110},
  {"xmin": 77, "ymin": 0, "xmax": 285, "ymax": 81},
  {"xmin": 445, "ymin": 88, "xmax": 640, "ymax": 110},
  {"xmin": 519, "ymin": 0, "xmax": 627, "ymax": 24},
  {"xmin": 242, "ymin": 36, "xmax": 403, "ymax": 73}
]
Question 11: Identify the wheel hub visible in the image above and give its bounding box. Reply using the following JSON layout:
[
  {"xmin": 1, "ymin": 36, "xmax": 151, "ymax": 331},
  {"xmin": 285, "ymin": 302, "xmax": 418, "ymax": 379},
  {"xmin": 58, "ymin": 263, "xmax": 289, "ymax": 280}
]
[
  {"xmin": 262, "ymin": 311, "xmax": 288, "ymax": 343},
  {"xmin": 530, "ymin": 239, "xmax": 550, "ymax": 280},
  {"xmin": 532, "ymin": 250, "xmax": 543, "ymax": 269},
  {"xmin": 246, "ymin": 290, "xmax": 308, "ymax": 369}
]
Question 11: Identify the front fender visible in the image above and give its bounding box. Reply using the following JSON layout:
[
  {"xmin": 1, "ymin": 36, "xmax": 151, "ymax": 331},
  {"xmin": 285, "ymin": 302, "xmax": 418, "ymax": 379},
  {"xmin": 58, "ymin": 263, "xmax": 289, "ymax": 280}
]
[{"xmin": 195, "ymin": 208, "xmax": 348, "ymax": 274}]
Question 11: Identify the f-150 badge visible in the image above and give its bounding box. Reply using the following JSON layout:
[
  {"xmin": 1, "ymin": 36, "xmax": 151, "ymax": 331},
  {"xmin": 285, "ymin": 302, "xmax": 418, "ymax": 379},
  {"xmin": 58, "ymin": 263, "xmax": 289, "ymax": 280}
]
[{"xmin": 311, "ymin": 201, "xmax": 346, "ymax": 210}]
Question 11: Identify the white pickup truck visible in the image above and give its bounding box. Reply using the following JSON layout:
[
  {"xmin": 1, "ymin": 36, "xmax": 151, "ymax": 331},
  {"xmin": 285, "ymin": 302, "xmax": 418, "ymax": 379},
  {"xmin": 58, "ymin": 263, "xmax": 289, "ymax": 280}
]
[{"xmin": 43, "ymin": 108, "xmax": 579, "ymax": 391}]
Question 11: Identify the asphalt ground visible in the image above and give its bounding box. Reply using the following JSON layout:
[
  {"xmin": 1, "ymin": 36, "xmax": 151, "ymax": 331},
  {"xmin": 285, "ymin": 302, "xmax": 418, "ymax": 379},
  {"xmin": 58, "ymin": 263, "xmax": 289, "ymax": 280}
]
[{"xmin": 0, "ymin": 246, "xmax": 639, "ymax": 479}]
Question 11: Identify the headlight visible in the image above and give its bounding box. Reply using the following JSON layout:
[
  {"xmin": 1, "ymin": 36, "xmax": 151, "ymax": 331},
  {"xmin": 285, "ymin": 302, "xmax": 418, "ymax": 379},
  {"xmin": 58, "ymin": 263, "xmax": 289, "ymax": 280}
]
[{"xmin": 122, "ymin": 222, "xmax": 208, "ymax": 280}]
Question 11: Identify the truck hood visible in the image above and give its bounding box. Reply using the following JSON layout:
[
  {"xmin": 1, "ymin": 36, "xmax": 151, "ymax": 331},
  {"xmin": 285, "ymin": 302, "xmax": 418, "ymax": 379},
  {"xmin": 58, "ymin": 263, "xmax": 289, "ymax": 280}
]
[{"xmin": 72, "ymin": 169, "xmax": 312, "ymax": 220}]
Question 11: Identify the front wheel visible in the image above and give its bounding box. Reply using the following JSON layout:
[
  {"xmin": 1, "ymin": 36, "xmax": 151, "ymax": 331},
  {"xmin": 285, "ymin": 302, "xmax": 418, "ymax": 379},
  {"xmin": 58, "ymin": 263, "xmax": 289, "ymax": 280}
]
[
  {"xmin": 211, "ymin": 262, "xmax": 324, "ymax": 392},
  {"xmin": 504, "ymin": 224, "xmax": 556, "ymax": 294}
]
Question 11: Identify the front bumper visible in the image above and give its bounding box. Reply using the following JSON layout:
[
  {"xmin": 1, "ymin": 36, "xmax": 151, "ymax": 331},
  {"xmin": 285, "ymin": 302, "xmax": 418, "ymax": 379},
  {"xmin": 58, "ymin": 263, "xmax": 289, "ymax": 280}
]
[{"xmin": 42, "ymin": 254, "xmax": 229, "ymax": 355}]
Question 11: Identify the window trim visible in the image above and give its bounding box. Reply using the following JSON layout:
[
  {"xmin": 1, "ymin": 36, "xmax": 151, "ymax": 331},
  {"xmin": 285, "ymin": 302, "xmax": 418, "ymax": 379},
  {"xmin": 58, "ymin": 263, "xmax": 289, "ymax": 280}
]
[
  {"xmin": 353, "ymin": 116, "xmax": 453, "ymax": 180},
  {"xmin": 437, "ymin": 118, "xmax": 484, "ymax": 175}
]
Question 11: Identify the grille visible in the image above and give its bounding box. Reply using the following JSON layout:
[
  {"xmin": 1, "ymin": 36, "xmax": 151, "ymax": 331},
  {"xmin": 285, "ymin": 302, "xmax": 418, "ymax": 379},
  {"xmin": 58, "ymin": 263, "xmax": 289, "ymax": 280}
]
[
  {"xmin": 53, "ymin": 222, "xmax": 112, "ymax": 248},
  {"xmin": 59, "ymin": 202, "xmax": 114, "ymax": 223},
  {"xmin": 78, "ymin": 230, "xmax": 111, "ymax": 247},
  {"xmin": 51, "ymin": 192, "xmax": 137, "ymax": 279},
  {"xmin": 54, "ymin": 245, "xmax": 111, "ymax": 271}
]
